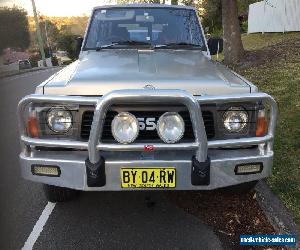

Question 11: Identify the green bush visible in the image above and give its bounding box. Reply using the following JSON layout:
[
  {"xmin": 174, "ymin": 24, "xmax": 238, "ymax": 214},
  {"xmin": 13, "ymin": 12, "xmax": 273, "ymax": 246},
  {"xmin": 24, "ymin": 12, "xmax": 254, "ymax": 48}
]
[
  {"xmin": 51, "ymin": 56, "xmax": 59, "ymax": 66},
  {"xmin": 29, "ymin": 53, "xmax": 40, "ymax": 68},
  {"xmin": 57, "ymin": 33, "xmax": 78, "ymax": 60},
  {"xmin": 240, "ymin": 21, "xmax": 248, "ymax": 34},
  {"xmin": 210, "ymin": 28, "xmax": 223, "ymax": 38}
]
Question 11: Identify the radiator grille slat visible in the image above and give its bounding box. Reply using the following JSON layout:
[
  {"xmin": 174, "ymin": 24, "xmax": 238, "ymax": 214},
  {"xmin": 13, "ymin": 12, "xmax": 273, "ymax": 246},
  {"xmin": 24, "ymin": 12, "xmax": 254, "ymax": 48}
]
[{"xmin": 81, "ymin": 110, "xmax": 215, "ymax": 142}]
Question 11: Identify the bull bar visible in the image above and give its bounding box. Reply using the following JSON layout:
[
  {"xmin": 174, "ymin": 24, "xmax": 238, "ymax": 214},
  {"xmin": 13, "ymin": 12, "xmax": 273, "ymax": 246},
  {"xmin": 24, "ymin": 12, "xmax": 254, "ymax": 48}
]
[{"xmin": 18, "ymin": 89, "xmax": 278, "ymax": 163}]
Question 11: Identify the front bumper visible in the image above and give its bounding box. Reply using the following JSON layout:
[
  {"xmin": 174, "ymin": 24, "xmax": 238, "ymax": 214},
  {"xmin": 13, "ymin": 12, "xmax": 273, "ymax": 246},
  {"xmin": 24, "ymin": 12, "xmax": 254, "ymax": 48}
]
[
  {"xmin": 18, "ymin": 90, "xmax": 277, "ymax": 190},
  {"xmin": 20, "ymin": 148, "xmax": 273, "ymax": 190}
]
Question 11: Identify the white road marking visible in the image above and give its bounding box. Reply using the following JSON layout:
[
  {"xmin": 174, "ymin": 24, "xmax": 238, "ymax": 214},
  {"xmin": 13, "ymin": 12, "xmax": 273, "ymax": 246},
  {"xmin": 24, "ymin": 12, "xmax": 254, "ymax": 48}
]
[{"xmin": 22, "ymin": 202, "xmax": 56, "ymax": 250}]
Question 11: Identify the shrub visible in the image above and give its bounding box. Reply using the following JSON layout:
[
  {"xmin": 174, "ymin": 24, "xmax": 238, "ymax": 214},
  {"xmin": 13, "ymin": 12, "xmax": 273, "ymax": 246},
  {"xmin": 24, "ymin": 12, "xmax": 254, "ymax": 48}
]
[{"xmin": 241, "ymin": 21, "xmax": 248, "ymax": 34}]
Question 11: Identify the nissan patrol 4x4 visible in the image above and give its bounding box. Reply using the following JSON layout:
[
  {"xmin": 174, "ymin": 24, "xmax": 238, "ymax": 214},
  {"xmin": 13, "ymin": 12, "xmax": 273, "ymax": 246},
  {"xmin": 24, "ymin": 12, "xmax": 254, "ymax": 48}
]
[{"xmin": 18, "ymin": 4, "xmax": 277, "ymax": 202}]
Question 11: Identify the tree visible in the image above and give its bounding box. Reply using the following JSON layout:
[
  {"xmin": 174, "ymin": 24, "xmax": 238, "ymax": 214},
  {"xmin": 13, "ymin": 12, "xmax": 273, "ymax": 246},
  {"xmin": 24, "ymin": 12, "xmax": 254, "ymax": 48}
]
[
  {"xmin": 39, "ymin": 18, "xmax": 60, "ymax": 52},
  {"xmin": 221, "ymin": 0, "xmax": 244, "ymax": 64},
  {"xmin": 238, "ymin": 0, "xmax": 259, "ymax": 14},
  {"xmin": 202, "ymin": 0, "xmax": 222, "ymax": 34},
  {"xmin": 57, "ymin": 33, "xmax": 78, "ymax": 60},
  {"xmin": 0, "ymin": 7, "xmax": 30, "ymax": 54}
]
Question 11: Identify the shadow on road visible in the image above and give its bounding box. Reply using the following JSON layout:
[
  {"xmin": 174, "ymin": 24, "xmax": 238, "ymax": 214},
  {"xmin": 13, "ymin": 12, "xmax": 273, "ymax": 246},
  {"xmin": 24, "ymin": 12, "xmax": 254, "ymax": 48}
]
[{"xmin": 35, "ymin": 191, "xmax": 223, "ymax": 250}]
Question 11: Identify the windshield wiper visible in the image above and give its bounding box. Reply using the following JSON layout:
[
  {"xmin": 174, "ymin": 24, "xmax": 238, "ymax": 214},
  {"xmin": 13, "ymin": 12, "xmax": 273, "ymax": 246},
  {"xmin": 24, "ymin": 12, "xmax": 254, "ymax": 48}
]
[
  {"xmin": 112, "ymin": 40, "xmax": 151, "ymax": 46},
  {"xmin": 152, "ymin": 42, "xmax": 205, "ymax": 50},
  {"xmin": 96, "ymin": 40, "xmax": 150, "ymax": 51},
  {"xmin": 96, "ymin": 43, "xmax": 123, "ymax": 51},
  {"xmin": 96, "ymin": 43, "xmax": 119, "ymax": 51}
]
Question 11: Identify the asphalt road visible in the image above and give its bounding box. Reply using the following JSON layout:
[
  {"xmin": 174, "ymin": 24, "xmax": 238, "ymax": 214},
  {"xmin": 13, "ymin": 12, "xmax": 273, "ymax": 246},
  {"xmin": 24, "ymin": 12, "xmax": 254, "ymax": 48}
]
[{"xmin": 0, "ymin": 69, "xmax": 223, "ymax": 250}]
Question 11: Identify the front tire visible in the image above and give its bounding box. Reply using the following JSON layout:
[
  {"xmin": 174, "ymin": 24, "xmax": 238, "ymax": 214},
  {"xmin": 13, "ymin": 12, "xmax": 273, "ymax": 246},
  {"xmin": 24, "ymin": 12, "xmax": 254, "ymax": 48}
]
[{"xmin": 43, "ymin": 184, "xmax": 79, "ymax": 202}]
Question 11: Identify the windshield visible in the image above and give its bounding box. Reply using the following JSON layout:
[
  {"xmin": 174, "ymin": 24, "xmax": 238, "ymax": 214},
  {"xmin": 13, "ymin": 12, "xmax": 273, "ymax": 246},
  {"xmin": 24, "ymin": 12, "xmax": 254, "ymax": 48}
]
[{"xmin": 84, "ymin": 7, "xmax": 206, "ymax": 50}]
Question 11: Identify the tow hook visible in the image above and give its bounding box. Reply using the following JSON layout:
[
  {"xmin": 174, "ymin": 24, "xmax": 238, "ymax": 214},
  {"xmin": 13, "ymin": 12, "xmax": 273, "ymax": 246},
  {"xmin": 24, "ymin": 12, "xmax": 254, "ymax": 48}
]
[
  {"xmin": 191, "ymin": 156, "xmax": 210, "ymax": 186},
  {"xmin": 85, "ymin": 156, "xmax": 106, "ymax": 187}
]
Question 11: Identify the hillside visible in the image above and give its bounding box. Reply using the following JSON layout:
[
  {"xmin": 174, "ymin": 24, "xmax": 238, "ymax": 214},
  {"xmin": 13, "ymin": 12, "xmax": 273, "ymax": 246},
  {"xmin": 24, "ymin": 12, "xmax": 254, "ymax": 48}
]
[{"xmin": 28, "ymin": 16, "xmax": 89, "ymax": 36}]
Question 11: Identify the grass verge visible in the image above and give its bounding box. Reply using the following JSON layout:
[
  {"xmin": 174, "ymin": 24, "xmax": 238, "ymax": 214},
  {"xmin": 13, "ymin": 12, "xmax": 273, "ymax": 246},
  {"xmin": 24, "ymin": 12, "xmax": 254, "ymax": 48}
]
[{"xmin": 232, "ymin": 33, "xmax": 300, "ymax": 227}]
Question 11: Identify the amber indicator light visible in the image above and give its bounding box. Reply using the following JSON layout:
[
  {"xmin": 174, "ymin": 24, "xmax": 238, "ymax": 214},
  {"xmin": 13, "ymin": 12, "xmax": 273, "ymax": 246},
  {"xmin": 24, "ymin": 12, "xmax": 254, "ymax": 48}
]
[{"xmin": 27, "ymin": 117, "xmax": 39, "ymax": 138}]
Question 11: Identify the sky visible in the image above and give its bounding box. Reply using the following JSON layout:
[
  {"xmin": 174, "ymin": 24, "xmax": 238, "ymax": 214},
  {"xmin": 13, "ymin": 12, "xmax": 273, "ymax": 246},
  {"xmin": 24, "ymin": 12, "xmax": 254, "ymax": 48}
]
[{"xmin": 0, "ymin": 0, "xmax": 114, "ymax": 16}]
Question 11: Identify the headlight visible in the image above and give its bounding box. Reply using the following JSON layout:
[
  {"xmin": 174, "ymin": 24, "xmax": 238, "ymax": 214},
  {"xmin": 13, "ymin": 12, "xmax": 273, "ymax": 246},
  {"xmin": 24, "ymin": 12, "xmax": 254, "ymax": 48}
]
[
  {"xmin": 47, "ymin": 108, "xmax": 73, "ymax": 133},
  {"xmin": 111, "ymin": 112, "xmax": 139, "ymax": 144},
  {"xmin": 223, "ymin": 107, "xmax": 248, "ymax": 133},
  {"xmin": 157, "ymin": 112, "xmax": 185, "ymax": 143}
]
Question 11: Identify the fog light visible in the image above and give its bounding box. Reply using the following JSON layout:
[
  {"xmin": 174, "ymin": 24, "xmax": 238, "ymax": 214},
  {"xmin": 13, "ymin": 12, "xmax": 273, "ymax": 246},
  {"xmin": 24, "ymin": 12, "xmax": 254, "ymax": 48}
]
[
  {"xmin": 31, "ymin": 165, "xmax": 61, "ymax": 177},
  {"xmin": 111, "ymin": 112, "xmax": 139, "ymax": 144},
  {"xmin": 157, "ymin": 112, "xmax": 185, "ymax": 143},
  {"xmin": 235, "ymin": 163, "xmax": 263, "ymax": 175}
]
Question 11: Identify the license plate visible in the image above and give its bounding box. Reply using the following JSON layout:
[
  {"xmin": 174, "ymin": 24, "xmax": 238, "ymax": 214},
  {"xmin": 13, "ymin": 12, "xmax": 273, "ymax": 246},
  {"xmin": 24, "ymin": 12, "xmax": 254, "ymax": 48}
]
[{"xmin": 121, "ymin": 168, "xmax": 176, "ymax": 188}]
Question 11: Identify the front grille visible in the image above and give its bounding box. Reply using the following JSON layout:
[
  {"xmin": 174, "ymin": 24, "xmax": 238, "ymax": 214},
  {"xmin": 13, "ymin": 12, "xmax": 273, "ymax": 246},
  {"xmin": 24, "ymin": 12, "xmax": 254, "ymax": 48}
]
[{"xmin": 81, "ymin": 110, "xmax": 215, "ymax": 142}]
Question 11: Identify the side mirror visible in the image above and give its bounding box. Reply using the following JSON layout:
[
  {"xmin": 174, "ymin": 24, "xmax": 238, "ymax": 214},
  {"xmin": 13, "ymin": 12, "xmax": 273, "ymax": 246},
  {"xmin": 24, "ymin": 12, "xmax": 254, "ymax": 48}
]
[
  {"xmin": 207, "ymin": 38, "xmax": 223, "ymax": 55},
  {"xmin": 75, "ymin": 37, "xmax": 84, "ymax": 58}
]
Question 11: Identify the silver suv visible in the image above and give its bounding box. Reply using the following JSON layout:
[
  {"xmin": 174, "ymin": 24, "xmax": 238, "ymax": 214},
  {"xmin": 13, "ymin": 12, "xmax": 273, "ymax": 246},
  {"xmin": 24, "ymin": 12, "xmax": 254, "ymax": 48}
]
[{"xmin": 18, "ymin": 4, "xmax": 277, "ymax": 202}]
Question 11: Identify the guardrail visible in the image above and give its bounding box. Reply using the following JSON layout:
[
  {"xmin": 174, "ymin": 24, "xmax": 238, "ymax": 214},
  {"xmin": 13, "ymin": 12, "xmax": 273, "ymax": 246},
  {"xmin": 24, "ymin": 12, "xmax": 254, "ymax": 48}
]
[{"xmin": 18, "ymin": 90, "xmax": 277, "ymax": 164}]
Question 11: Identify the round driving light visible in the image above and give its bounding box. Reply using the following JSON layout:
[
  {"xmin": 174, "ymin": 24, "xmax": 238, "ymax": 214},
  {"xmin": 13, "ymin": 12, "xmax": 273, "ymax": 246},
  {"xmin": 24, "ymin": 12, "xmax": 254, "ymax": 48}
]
[
  {"xmin": 111, "ymin": 112, "xmax": 139, "ymax": 144},
  {"xmin": 157, "ymin": 112, "xmax": 185, "ymax": 143},
  {"xmin": 47, "ymin": 108, "xmax": 72, "ymax": 133},
  {"xmin": 223, "ymin": 107, "xmax": 248, "ymax": 133}
]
